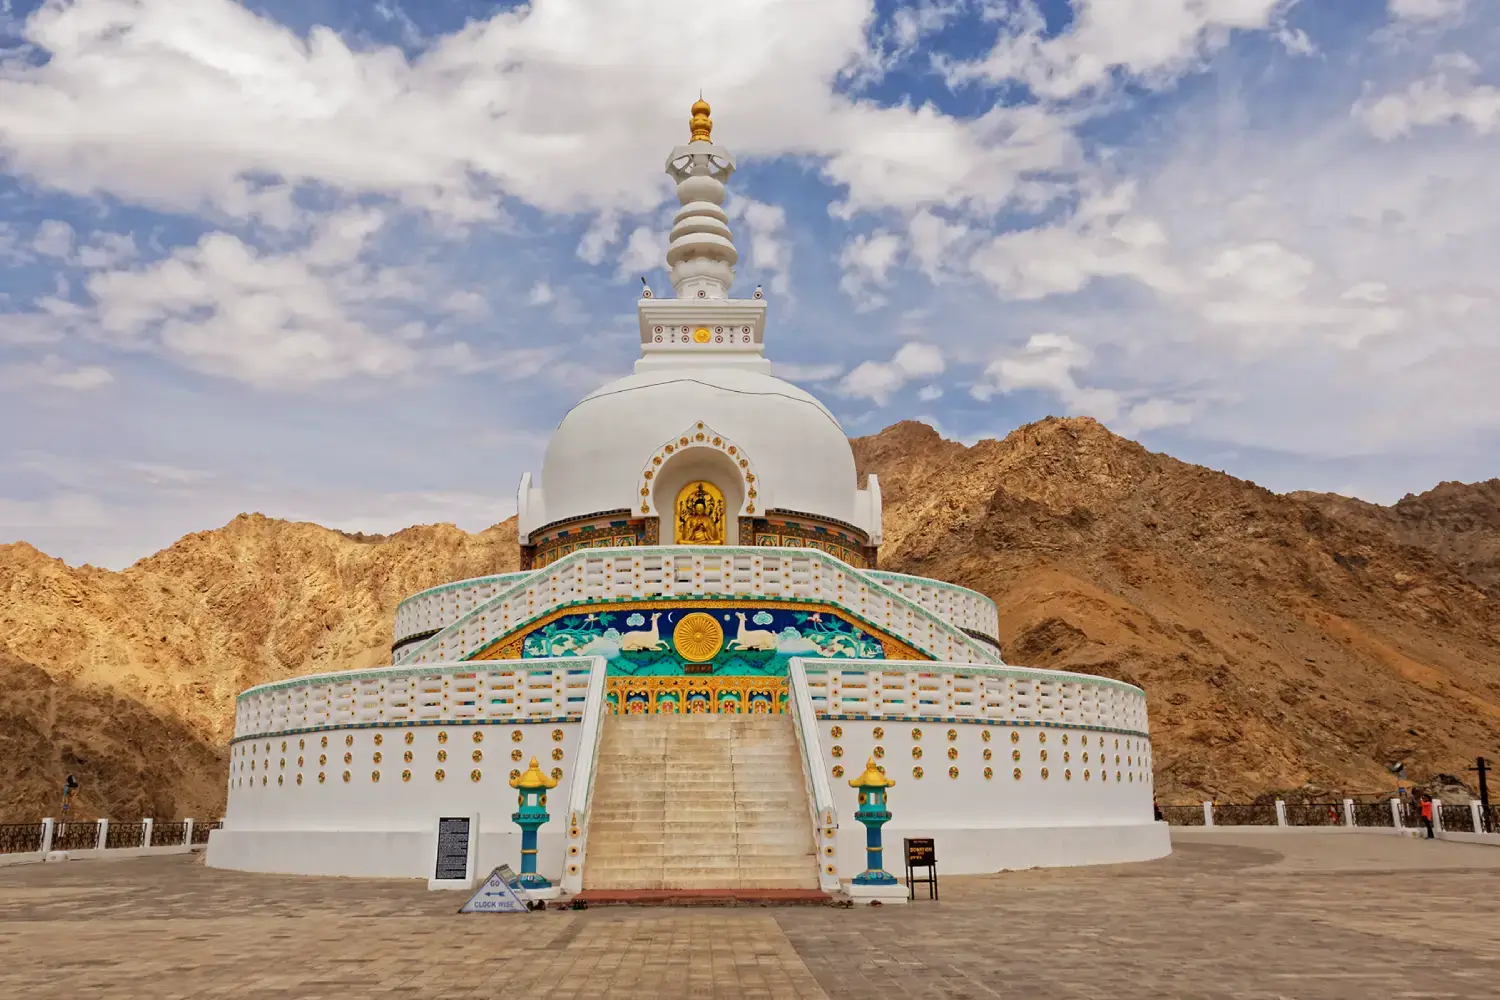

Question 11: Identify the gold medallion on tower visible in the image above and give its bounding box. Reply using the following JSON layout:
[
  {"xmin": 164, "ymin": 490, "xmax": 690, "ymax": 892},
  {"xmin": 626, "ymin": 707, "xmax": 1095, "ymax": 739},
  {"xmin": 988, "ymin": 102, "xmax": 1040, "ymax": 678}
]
[{"xmin": 673, "ymin": 612, "xmax": 725, "ymax": 662}]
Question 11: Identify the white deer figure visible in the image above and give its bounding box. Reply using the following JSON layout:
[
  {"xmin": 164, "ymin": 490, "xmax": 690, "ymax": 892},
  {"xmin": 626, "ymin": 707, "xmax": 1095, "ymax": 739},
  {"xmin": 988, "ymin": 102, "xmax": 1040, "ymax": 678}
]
[
  {"xmin": 618, "ymin": 612, "xmax": 667, "ymax": 652},
  {"xmin": 727, "ymin": 612, "xmax": 778, "ymax": 652}
]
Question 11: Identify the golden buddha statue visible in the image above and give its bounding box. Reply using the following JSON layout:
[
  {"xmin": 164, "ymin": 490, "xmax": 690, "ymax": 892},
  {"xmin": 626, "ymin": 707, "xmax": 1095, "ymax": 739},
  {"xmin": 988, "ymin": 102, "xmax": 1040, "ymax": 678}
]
[{"xmin": 675, "ymin": 481, "xmax": 726, "ymax": 544}]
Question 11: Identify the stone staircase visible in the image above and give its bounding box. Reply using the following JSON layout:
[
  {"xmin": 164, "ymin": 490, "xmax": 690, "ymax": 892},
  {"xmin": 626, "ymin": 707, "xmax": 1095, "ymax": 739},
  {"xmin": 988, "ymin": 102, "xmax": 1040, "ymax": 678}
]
[{"xmin": 581, "ymin": 714, "xmax": 821, "ymax": 891}]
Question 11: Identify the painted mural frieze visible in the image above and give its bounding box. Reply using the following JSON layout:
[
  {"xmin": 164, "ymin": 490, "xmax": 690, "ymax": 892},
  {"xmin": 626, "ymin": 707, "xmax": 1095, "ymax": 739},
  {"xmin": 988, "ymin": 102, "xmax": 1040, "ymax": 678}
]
[{"xmin": 517, "ymin": 605, "xmax": 888, "ymax": 676}]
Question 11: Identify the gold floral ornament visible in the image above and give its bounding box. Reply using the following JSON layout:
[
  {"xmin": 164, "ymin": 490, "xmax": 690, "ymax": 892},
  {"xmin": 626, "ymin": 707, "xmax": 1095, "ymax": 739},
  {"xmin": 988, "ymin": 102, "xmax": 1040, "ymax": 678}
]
[
  {"xmin": 472, "ymin": 750, "xmax": 483, "ymax": 763},
  {"xmin": 551, "ymin": 747, "xmax": 564, "ymax": 761},
  {"xmin": 511, "ymin": 757, "xmax": 559, "ymax": 790},
  {"xmin": 831, "ymin": 765, "xmax": 844, "ymax": 778},
  {"xmin": 912, "ymin": 766, "xmax": 924, "ymax": 779},
  {"xmin": 401, "ymin": 769, "xmax": 411, "ymax": 782},
  {"xmin": 471, "ymin": 770, "xmax": 482, "ymax": 782},
  {"xmin": 873, "ymin": 745, "xmax": 885, "ymax": 759},
  {"xmin": 342, "ymin": 771, "xmax": 351, "ymax": 783},
  {"xmin": 984, "ymin": 767, "xmax": 993, "ymax": 779},
  {"xmin": 371, "ymin": 770, "xmax": 380, "ymax": 783},
  {"xmin": 373, "ymin": 733, "xmax": 383, "ymax": 746},
  {"xmin": 552, "ymin": 729, "xmax": 564, "ymax": 742},
  {"xmin": 551, "ymin": 767, "xmax": 563, "ymax": 780},
  {"xmin": 1040, "ymin": 749, "xmax": 1048, "ymax": 762},
  {"xmin": 319, "ymin": 754, "xmax": 327, "ymax": 766},
  {"xmin": 1062, "ymin": 734, "xmax": 1069, "ymax": 745},
  {"xmin": 1013, "ymin": 768, "xmax": 1021, "ymax": 780},
  {"xmin": 509, "ymin": 769, "xmax": 521, "ymax": 781},
  {"xmin": 405, "ymin": 732, "xmax": 414, "ymax": 745},
  {"xmin": 1041, "ymin": 767, "xmax": 1050, "ymax": 780},
  {"xmin": 1039, "ymin": 732, "xmax": 1047, "ymax": 744},
  {"xmin": 346, "ymin": 735, "xmax": 354, "ymax": 747},
  {"xmin": 872, "ymin": 727, "xmax": 885, "ymax": 739},
  {"xmin": 298, "ymin": 739, "xmax": 305, "ymax": 750},
  {"xmin": 403, "ymin": 751, "xmax": 413, "ymax": 763},
  {"xmin": 947, "ymin": 747, "xmax": 958, "ymax": 760},
  {"xmin": 983, "ymin": 749, "xmax": 992, "ymax": 761},
  {"xmin": 511, "ymin": 748, "xmax": 523, "ymax": 762},
  {"xmin": 297, "ymin": 756, "xmax": 304, "ymax": 767},
  {"xmin": 1010, "ymin": 732, "xmax": 1020, "ymax": 744},
  {"xmin": 911, "ymin": 728, "xmax": 922, "ymax": 741},
  {"xmin": 437, "ymin": 750, "xmax": 448, "ymax": 763},
  {"xmin": 296, "ymin": 774, "xmax": 303, "ymax": 785},
  {"xmin": 911, "ymin": 747, "xmax": 923, "ymax": 760},
  {"xmin": 1065, "ymin": 769, "xmax": 1073, "ymax": 781},
  {"xmin": 947, "ymin": 729, "xmax": 957, "ymax": 741},
  {"xmin": 830, "ymin": 725, "xmax": 843, "ymax": 739},
  {"xmin": 473, "ymin": 730, "xmax": 484, "ymax": 744},
  {"xmin": 343, "ymin": 752, "xmax": 353, "ymax": 765},
  {"xmin": 981, "ymin": 730, "xmax": 991, "ymax": 742},
  {"xmin": 438, "ymin": 731, "xmax": 448, "ymax": 745},
  {"xmin": 948, "ymin": 766, "xmax": 959, "ymax": 779},
  {"xmin": 673, "ymin": 611, "xmax": 725, "ymax": 661},
  {"xmin": 318, "ymin": 772, "xmax": 326, "ymax": 783},
  {"xmin": 280, "ymin": 741, "xmax": 287, "ymax": 752},
  {"xmin": 435, "ymin": 769, "xmax": 446, "ymax": 782},
  {"xmin": 831, "ymin": 745, "xmax": 844, "ymax": 759},
  {"xmin": 511, "ymin": 730, "xmax": 524, "ymax": 743}
]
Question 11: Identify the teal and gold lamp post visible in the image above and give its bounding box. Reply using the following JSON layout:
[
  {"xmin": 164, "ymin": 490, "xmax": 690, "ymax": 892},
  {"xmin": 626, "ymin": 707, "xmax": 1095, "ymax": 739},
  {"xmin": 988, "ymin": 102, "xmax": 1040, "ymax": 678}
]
[
  {"xmin": 848, "ymin": 757, "xmax": 898, "ymax": 886},
  {"xmin": 509, "ymin": 756, "xmax": 558, "ymax": 890}
]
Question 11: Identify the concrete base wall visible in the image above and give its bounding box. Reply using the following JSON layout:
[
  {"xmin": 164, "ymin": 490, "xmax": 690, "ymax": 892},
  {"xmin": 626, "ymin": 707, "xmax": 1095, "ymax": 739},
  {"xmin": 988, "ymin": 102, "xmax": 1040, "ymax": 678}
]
[
  {"xmin": 0, "ymin": 844, "xmax": 202, "ymax": 868},
  {"xmin": 837, "ymin": 820, "xmax": 1170, "ymax": 878},
  {"xmin": 205, "ymin": 825, "xmax": 567, "ymax": 881}
]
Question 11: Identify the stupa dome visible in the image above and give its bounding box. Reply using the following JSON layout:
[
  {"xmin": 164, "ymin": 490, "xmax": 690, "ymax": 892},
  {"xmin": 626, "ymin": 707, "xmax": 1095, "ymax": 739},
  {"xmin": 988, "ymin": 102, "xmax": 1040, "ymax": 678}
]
[{"xmin": 526, "ymin": 366, "xmax": 868, "ymax": 541}]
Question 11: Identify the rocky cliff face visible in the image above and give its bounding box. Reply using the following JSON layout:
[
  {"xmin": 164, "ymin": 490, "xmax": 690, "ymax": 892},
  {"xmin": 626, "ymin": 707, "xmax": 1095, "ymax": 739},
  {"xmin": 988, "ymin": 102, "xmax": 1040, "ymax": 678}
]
[{"xmin": 2, "ymin": 418, "xmax": 1496, "ymax": 821}]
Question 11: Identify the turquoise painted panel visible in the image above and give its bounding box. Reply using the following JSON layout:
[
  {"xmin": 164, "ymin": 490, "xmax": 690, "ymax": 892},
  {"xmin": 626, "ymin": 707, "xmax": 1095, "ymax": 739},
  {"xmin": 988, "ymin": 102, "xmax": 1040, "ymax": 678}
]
[{"xmin": 520, "ymin": 607, "xmax": 885, "ymax": 677}]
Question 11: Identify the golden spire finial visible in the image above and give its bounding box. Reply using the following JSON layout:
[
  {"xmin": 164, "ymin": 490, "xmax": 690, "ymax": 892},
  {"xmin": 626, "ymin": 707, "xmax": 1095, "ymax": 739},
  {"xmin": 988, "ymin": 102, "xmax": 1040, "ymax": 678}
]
[{"xmin": 689, "ymin": 95, "xmax": 712, "ymax": 143}]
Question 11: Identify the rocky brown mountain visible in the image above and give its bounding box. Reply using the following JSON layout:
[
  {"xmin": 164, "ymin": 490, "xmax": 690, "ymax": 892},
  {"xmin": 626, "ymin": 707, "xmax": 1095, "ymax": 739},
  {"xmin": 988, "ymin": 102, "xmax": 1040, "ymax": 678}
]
[{"xmin": 2, "ymin": 417, "xmax": 1496, "ymax": 821}]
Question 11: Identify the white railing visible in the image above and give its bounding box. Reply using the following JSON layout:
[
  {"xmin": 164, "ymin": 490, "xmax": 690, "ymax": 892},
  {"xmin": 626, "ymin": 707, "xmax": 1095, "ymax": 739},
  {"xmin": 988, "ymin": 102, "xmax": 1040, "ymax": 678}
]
[
  {"xmin": 232, "ymin": 659, "xmax": 592, "ymax": 741},
  {"xmin": 395, "ymin": 546, "xmax": 1005, "ymax": 669},
  {"xmin": 393, "ymin": 572, "xmax": 535, "ymax": 647},
  {"xmin": 788, "ymin": 659, "xmax": 842, "ymax": 893},
  {"xmin": 793, "ymin": 659, "xmax": 1151, "ymax": 736},
  {"xmin": 865, "ymin": 570, "xmax": 1000, "ymax": 640},
  {"xmin": 560, "ymin": 656, "xmax": 609, "ymax": 895}
]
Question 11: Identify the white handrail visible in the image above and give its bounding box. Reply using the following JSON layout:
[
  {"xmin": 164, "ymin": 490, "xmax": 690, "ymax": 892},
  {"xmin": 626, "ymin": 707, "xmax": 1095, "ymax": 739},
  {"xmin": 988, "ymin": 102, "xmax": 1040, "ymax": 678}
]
[
  {"xmin": 560, "ymin": 656, "xmax": 609, "ymax": 894},
  {"xmin": 789, "ymin": 658, "xmax": 841, "ymax": 893}
]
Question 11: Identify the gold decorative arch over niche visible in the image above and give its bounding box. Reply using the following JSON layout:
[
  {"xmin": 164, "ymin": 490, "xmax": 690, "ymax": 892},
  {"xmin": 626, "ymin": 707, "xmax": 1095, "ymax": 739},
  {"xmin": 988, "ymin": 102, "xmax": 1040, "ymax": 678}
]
[
  {"xmin": 675, "ymin": 481, "xmax": 725, "ymax": 544},
  {"xmin": 637, "ymin": 421, "xmax": 759, "ymax": 518}
]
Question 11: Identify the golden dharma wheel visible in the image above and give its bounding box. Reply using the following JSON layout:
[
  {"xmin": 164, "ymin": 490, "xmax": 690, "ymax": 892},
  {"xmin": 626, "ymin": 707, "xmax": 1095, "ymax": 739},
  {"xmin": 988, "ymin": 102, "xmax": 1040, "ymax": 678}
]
[{"xmin": 673, "ymin": 612, "xmax": 724, "ymax": 662}]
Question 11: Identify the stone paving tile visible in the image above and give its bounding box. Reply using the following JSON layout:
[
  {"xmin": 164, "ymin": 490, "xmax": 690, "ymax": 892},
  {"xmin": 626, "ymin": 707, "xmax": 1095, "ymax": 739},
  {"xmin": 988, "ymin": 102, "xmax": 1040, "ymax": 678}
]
[{"xmin": 1, "ymin": 833, "xmax": 1498, "ymax": 999}]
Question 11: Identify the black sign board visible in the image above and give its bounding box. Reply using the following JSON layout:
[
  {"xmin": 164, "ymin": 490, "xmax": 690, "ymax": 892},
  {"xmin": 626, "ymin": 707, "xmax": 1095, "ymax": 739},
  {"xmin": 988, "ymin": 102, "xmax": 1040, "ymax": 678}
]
[
  {"xmin": 905, "ymin": 838, "xmax": 936, "ymax": 865},
  {"xmin": 434, "ymin": 816, "xmax": 472, "ymax": 881},
  {"xmin": 904, "ymin": 837, "xmax": 938, "ymax": 900}
]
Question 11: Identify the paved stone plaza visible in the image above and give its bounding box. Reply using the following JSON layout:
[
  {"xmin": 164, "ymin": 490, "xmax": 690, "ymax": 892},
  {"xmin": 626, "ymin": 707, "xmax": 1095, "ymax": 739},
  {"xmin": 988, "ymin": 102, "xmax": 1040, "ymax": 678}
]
[{"xmin": 3, "ymin": 831, "xmax": 1498, "ymax": 999}]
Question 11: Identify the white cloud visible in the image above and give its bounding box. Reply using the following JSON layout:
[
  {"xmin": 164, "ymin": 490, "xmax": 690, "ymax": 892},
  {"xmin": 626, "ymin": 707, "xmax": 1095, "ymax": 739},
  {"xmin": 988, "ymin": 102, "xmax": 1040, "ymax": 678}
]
[
  {"xmin": 80, "ymin": 211, "xmax": 425, "ymax": 387},
  {"xmin": 951, "ymin": 0, "xmax": 1292, "ymax": 99},
  {"xmin": 616, "ymin": 226, "xmax": 664, "ymax": 281},
  {"xmin": 970, "ymin": 183, "xmax": 1179, "ymax": 301},
  {"xmin": 907, "ymin": 210, "xmax": 970, "ymax": 282},
  {"xmin": 1389, "ymin": 0, "xmax": 1469, "ymax": 22},
  {"xmin": 837, "ymin": 341, "xmax": 944, "ymax": 405},
  {"xmin": 76, "ymin": 231, "xmax": 139, "ymax": 269},
  {"xmin": 728, "ymin": 196, "xmax": 792, "ymax": 295},
  {"xmin": 0, "ymin": 354, "xmax": 114, "ymax": 391},
  {"xmin": 32, "ymin": 219, "xmax": 74, "ymax": 258},
  {"xmin": 972, "ymin": 333, "xmax": 1191, "ymax": 435},
  {"xmin": 1357, "ymin": 57, "xmax": 1500, "ymax": 139},
  {"xmin": 773, "ymin": 361, "xmax": 844, "ymax": 383},
  {"xmin": 838, "ymin": 230, "xmax": 903, "ymax": 307},
  {"xmin": 527, "ymin": 281, "xmax": 555, "ymax": 306},
  {"xmin": 916, "ymin": 384, "xmax": 943, "ymax": 401}
]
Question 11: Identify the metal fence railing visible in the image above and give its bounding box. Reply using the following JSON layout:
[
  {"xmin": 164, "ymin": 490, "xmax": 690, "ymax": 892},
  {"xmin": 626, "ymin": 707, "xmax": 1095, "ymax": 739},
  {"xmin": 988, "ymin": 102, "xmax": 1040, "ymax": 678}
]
[
  {"xmin": 1484, "ymin": 804, "xmax": 1500, "ymax": 835},
  {"xmin": 191, "ymin": 820, "xmax": 221, "ymax": 845},
  {"xmin": 1212, "ymin": 803, "xmax": 1279, "ymax": 826},
  {"xmin": 152, "ymin": 821, "xmax": 188, "ymax": 847},
  {"xmin": 1440, "ymin": 803, "xmax": 1475, "ymax": 834},
  {"xmin": 0, "ymin": 823, "xmax": 44, "ymax": 854},
  {"xmin": 104, "ymin": 822, "xmax": 146, "ymax": 849},
  {"xmin": 1282, "ymin": 802, "xmax": 1344, "ymax": 827},
  {"xmin": 1352, "ymin": 801, "xmax": 1393, "ymax": 827},
  {"xmin": 54, "ymin": 822, "xmax": 99, "ymax": 851},
  {"xmin": 1159, "ymin": 805, "xmax": 1205, "ymax": 826}
]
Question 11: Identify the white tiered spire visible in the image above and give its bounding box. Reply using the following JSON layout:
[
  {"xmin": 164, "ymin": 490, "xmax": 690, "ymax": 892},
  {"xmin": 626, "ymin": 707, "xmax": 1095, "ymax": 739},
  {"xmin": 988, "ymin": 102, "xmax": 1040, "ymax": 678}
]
[
  {"xmin": 635, "ymin": 100, "xmax": 767, "ymax": 374},
  {"xmin": 664, "ymin": 98, "xmax": 738, "ymax": 299}
]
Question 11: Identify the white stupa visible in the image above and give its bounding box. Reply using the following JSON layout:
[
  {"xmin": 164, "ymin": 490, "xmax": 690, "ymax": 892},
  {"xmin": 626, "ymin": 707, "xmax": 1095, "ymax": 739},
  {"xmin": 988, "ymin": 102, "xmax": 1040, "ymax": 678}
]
[{"xmin": 208, "ymin": 101, "xmax": 1168, "ymax": 897}]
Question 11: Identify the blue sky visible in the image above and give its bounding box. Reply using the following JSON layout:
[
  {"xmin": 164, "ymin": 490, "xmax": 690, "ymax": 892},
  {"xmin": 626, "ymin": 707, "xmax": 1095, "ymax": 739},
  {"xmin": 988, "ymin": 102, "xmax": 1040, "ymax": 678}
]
[{"xmin": 2, "ymin": 0, "xmax": 1498, "ymax": 568}]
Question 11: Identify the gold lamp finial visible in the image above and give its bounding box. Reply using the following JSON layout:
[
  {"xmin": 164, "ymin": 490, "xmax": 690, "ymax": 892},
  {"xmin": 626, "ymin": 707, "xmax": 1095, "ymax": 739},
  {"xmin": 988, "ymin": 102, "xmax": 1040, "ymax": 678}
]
[
  {"xmin": 689, "ymin": 96, "xmax": 713, "ymax": 143},
  {"xmin": 848, "ymin": 756, "xmax": 896, "ymax": 789},
  {"xmin": 510, "ymin": 756, "xmax": 558, "ymax": 790}
]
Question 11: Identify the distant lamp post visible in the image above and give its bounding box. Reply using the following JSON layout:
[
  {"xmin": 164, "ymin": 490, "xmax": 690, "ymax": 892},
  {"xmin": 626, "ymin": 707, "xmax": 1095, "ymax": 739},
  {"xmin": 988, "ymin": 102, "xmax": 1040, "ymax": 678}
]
[
  {"xmin": 509, "ymin": 757, "xmax": 558, "ymax": 891},
  {"xmin": 848, "ymin": 757, "xmax": 898, "ymax": 887}
]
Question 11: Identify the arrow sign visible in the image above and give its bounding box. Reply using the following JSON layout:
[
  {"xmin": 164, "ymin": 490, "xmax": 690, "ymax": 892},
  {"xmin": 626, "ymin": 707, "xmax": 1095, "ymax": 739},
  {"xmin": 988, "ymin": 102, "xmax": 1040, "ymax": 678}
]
[{"xmin": 459, "ymin": 867, "xmax": 530, "ymax": 914}]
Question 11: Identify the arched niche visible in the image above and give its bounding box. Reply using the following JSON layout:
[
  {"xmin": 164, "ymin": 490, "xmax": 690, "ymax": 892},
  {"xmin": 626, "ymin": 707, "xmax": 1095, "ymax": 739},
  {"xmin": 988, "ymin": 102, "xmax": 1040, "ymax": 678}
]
[{"xmin": 651, "ymin": 445, "xmax": 747, "ymax": 544}]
